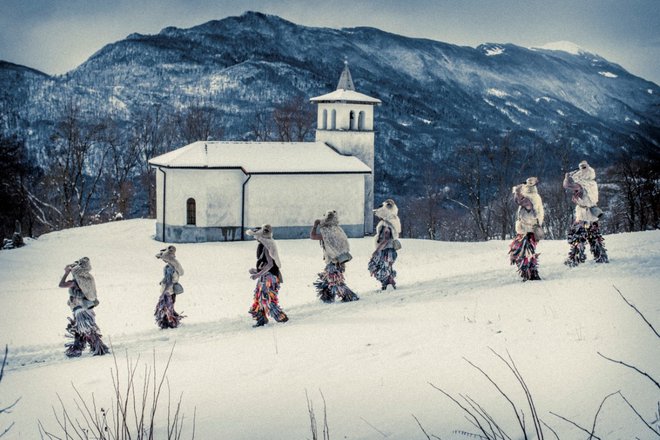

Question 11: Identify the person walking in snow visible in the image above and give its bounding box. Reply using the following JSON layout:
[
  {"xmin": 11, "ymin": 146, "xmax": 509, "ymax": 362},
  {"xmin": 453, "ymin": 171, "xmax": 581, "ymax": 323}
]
[
  {"xmin": 563, "ymin": 160, "xmax": 609, "ymax": 266},
  {"xmin": 368, "ymin": 199, "xmax": 401, "ymax": 290},
  {"xmin": 311, "ymin": 210, "xmax": 359, "ymax": 303},
  {"xmin": 154, "ymin": 245, "xmax": 185, "ymax": 329},
  {"xmin": 246, "ymin": 224, "xmax": 289, "ymax": 327},
  {"xmin": 58, "ymin": 257, "xmax": 109, "ymax": 357},
  {"xmin": 509, "ymin": 177, "xmax": 544, "ymax": 281}
]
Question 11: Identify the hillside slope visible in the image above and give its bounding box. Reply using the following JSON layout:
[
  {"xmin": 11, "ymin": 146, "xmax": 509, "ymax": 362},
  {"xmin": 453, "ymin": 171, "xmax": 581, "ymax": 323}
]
[{"xmin": 0, "ymin": 220, "xmax": 658, "ymax": 439}]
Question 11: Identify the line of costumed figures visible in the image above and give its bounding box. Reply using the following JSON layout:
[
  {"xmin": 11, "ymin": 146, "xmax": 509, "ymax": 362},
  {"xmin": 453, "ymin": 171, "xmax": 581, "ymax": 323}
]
[{"xmin": 57, "ymin": 160, "xmax": 607, "ymax": 357}]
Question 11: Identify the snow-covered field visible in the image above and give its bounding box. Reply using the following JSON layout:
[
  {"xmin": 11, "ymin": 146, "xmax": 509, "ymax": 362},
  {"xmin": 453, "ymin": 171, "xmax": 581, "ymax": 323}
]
[{"xmin": 0, "ymin": 219, "xmax": 658, "ymax": 439}]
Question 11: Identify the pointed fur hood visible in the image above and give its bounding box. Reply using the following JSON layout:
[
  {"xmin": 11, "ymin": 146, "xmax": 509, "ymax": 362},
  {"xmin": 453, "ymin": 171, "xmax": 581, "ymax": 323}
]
[
  {"xmin": 156, "ymin": 246, "xmax": 184, "ymax": 276},
  {"xmin": 70, "ymin": 257, "xmax": 97, "ymax": 301},
  {"xmin": 246, "ymin": 224, "xmax": 282, "ymax": 269},
  {"xmin": 374, "ymin": 199, "xmax": 401, "ymax": 243}
]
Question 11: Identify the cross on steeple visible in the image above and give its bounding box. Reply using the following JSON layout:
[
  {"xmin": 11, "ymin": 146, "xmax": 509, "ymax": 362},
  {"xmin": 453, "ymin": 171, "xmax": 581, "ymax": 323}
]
[{"xmin": 336, "ymin": 59, "xmax": 355, "ymax": 91}]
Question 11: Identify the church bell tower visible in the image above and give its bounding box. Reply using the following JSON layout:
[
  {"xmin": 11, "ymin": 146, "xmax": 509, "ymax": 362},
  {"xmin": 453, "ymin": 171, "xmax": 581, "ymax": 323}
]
[{"xmin": 310, "ymin": 61, "xmax": 381, "ymax": 234}]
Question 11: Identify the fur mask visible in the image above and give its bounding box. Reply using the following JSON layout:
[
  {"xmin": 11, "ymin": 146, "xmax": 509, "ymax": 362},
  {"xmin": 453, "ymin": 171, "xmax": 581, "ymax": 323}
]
[
  {"xmin": 70, "ymin": 257, "xmax": 97, "ymax": 301},
  {"xmin": 246, "ymin": 224, "xmax": 273, "ymax": 240},
  {"xmin": 319, "ymin": 210, "xmax": 339, "ymax": 227},
  {"xmin": 374, "ymin": 199, "xmax": 401, "ymax": 236},
  {"xmin": 246, "ymin": 224, "xmax": 282, "ymax": 269},
  {"xmin": 156, "ymin": 245, "xmax": 184, "ymax": 276},
  {"xmin": 572, "ymin": 161, "xmax": 596, "ymax": 182}
]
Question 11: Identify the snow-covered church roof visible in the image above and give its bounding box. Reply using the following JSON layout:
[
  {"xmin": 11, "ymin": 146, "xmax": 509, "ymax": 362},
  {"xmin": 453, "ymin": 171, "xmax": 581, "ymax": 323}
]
[
  {"xmin": 149, "ymin": 141, "xmax": 371, "ymax": 174},
  {"xmin": 310, "ymin": 61, "xmax": 381, "ymax": 104}
]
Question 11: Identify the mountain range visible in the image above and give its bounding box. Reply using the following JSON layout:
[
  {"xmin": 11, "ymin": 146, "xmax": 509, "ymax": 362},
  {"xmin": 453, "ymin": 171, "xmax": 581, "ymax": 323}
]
[{"xmin": 1, "ymin": 11, "xmax": 659, "ymax": 199}]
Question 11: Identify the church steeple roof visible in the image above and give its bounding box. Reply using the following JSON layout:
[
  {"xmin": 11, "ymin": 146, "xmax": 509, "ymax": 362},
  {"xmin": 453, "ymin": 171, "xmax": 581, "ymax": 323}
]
[
  {"xmin": 336, "ymin": 60, "xmax": 355, "ymax": 91},
  {"xmin": 310, "ymin": 60, "xmax": 381, "ymax": 104}
]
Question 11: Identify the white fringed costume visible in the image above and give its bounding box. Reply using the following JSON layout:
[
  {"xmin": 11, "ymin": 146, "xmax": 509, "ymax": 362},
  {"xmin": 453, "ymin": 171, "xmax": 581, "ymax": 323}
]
[
  {"xmin": 314, "ymin": 210, "xmax": 359, "ymax": 303},
  {"xmin": 155, "ymin": 246, "xmax": 185, "ymax": 329},
  {"xmin": 563, "ymin": 161, "xmax": 609, "ymax": 266},
  {"xmin": 368, "ymin": 199, "xmax": 401, "ymax": 290},
  {"xmin": 246, "ymin": 225, "xmax": 289, "ymax": 327},
  {"xmin": 64, "ymin": 257, "xmax": 109, "ymax": 357},
  {"xmin": 508, "ymin": 178, "xmax": 544, "ymax": 281}
]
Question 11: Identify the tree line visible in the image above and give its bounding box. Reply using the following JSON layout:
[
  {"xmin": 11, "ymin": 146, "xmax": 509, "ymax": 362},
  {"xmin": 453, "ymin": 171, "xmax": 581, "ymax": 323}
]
[
  {"xmin": 0, "ymin": 96, "xmax": 316, "ymax": 241},
  {"xmin": 399, "ymin": 135, "xmax": 660, "ymax": 241},
  {"xmin": 1, "ymin": 98, "xmax": 658, "ymax": 243}
]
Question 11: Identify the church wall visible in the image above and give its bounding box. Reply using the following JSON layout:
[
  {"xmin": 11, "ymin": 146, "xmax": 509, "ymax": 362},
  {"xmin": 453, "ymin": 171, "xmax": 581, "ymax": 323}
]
[
  {"xmin": 245, "ymin": 174, "xmax": 366, "ymax": 238},
  {"xmin": 155, "ymin": 168, "xmax": 245, "ymax": 242},
  {"xmin": 315, "ymin": 130, "xmax": 375, "ymax": 234}
]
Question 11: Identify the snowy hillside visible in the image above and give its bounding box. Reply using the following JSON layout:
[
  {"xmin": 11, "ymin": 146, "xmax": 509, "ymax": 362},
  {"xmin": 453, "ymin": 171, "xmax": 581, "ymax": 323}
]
[{"xmin": 0, "ymin": 220, "xmax": 659, "ymax": 439}]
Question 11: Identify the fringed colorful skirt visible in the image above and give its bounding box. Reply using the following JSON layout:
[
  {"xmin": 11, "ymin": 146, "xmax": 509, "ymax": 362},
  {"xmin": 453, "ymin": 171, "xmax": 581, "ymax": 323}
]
[
  {"xmin": 509, "ymin": 233, "xmax": 540, "ymax": 281},
  {"xmin": 65, "ymin": 307, "xmax": 109, "ymax": 357},
  {"xmin": 565, "ymin": 221, "xmax": 608, "ymax": 266},
  {"xmin": 155, "ymin": 290, "xmax": 184, "ymax": 329},
  {"xmin": 314, "ymin": 262, "xmax": 359, "ymax": 303},
  {"xmin": 249, "ymin": 273, "xmax": 288, "ymax": 327},
  {"xmin": 368, "ymin": 248, "xmax": 398, "ymax": 290}
]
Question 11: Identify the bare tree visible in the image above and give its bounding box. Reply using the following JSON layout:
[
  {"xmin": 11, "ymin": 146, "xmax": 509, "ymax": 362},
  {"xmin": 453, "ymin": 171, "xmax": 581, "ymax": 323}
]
[
  {"xmin": 249, "ymin": 109, "xmax": 275, "ymax": 141},
  {"xmin": 446, "ymin": 144, "xmax": 494, "ymax": 241},
  {"xmin": 104, "ymin": 119, "xmax": 142, "ymax": 219},
  {"xmin": 405, "ymin": 165, "xmax": 446, "ymax": 239},
  {"xmin": 608, "ymin": 155, "xmax": 660, "ymax": 232},
  {"xmin": 131, "ymin": 106, "xmax": 176, "ymax": 218},
  {"xmin": 273, "ymin": 95, "xmax": 315, "ymax": 142},
  {"xmin": 46, "ymin": 101, "xmax": 111, "ymax": 227},
  {"xmin": 175, "ymin": 104, "xmax": 223, "ymax": 145}
]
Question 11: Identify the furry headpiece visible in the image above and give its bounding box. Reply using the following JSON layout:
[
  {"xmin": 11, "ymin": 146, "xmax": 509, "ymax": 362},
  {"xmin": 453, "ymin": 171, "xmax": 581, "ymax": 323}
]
[
  {"xmin": 70, "ymin": 257, "xmax": 97, "ymax": 301},
  {"xmin": 246, "ymin": 224, "xmax": 273, "ymax": 240},
  {"xmin": 513, "ymin": 178, "xmax": 544, "ymax": 225},
  {"xmin": 318, "ymin": 210, "xmax": 351, "ymax": 263},
  {"xmin": 572, "ymin": 160, "xmax": 596, "ymax": 182},
  {"xmin": 571, "ymin": 160, "xmax": 598, "ymax": 205},
  {"xmin": 374, "ymin": 199, "xmax": 401, "ymax": 239},
  {"xmin": 319, "ymin": 210, "xmax": 339, "ymax": 227},
  {"xmin": 246, "ymin": 224, "xmax": 282, "ymax": 269},
  {"xmin": 156, "ymin": 245, "xmax": 184, "ymax": 276}
]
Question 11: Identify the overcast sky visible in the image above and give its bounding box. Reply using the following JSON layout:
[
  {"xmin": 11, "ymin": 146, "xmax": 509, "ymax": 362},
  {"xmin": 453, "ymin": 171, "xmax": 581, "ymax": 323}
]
[{"xmin": 1, "ymin": 0, "xmax": 659, "ymax": 84}]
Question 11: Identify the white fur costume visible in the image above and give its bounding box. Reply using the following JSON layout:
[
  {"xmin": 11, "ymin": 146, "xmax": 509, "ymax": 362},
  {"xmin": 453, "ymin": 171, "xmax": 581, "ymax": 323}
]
[
  {"xmin": 70, "ymin": 257, "xmax": 97, "ymax": 303},
  {"xmin": 318, "ymin": 210, "xmax": 351, "ymax": 264},
  {"xmin": 512, "ymin": 177, "xmax": 544, "ymax": 235},
  {"xmin": 373, "ymin": 199, "xmax": 401, "ymax": 246},
  {"xmin": 571, "ymin": 161, "xmax": 600, "ymax": 223}
]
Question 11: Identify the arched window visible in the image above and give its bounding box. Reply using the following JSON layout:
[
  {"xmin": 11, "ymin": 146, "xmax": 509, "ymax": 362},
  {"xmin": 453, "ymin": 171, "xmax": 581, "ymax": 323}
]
[
  {"xmin": 331, "ymin": 109, "xmax": 337, "ymax": 129},
  {"xmin": 186, "ymin": 198, "xmax": 196, "ymax": 225},
  {"xmin": 349, "ymin": 110, "xmax": 356, "ymax": 130},
  {"xmin": 322, "ymin": 109, "xmax": 328, "ymax": 129},
  {"xmin": 358, "ymin": 111, "xmax": 365, "ymax": 130}
]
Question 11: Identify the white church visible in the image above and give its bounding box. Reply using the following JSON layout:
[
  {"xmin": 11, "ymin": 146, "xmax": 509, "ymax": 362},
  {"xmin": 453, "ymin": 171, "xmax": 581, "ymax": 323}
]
[{"xmin": 149, "ymin": 62, "xmax": 381, "ymax": 242}]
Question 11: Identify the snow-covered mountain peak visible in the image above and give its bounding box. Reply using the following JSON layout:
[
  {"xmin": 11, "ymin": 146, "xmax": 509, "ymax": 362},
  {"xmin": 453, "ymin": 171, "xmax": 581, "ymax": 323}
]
[{"xmin": 533, "ymin": 40, "xmax": 589, "ymax": 55}]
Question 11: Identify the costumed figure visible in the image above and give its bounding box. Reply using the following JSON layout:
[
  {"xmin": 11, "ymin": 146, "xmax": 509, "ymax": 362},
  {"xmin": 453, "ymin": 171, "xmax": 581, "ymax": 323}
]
[
  {"xmin": 246, "ymin": 224, "xmax": 289, "ymax": 327},
  {"xmin": 311, "ymin": 210, "xmax": 359, "ymax": 303},
  {"xmin": 368, "ymin": 199, "xmax": 401, "ymax": 290},
  {"xmin": 58, "ymin": 257, "xmax": 109, "ymax": 357},
  {"xmin": 563, "ymin": 160, "xmax": 609, "ymax": 267},
  {"xmin": 154, "ymin": 245, "xmax": 185, "ymax": 329},
  {"xmin": 508, "ymin": 177, "xmax": 544, "ymax": 281}
]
